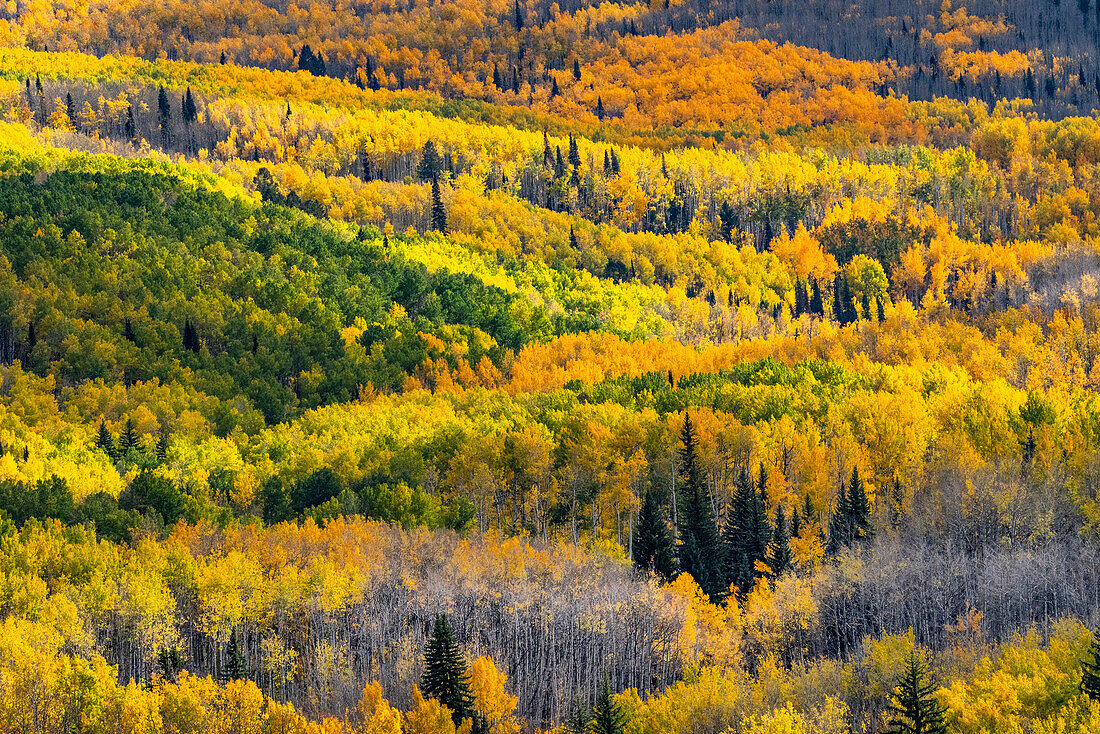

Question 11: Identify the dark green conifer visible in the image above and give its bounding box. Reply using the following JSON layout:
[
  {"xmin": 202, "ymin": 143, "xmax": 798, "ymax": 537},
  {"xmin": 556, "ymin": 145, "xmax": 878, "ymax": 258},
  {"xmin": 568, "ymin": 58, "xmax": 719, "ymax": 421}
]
[
  {"xmin": 768, "ymin": 504, "xmax": 793, "ymax": 577},
  {"xmin": 677, "ymin": 414, "xmax": 725, "ymax": 600},
  {"xmin": 224, "ymin": 629, "xmax": 247, "ymax": 681},
  {"xmin": 883, "ymin": 651, "xmax": 948, "ymax": 734},
  {"xmin": 417, "ymin": 140, "xmax": 442, "ymax": 182},
  {"xmin": 431, "ymin": 177, "xmax": 447, "ymax": 233},
  {"xmin": 1083, "ymin": 626, "xmax": 1100, "ymax": 700},
  {"xmin": 633, "ymin": 487, "xmax": 677, "ymax": 580},
  {"xmin": 590, "ymin": 674, "xmax": 625, "ymax": 734},
  {"xmin": 96, "ymin": 421, "xmax": 116, "ymax": 459},
  {"xmin": 421, "ymin": 614, "xmax": 474, "ymax": 727}
]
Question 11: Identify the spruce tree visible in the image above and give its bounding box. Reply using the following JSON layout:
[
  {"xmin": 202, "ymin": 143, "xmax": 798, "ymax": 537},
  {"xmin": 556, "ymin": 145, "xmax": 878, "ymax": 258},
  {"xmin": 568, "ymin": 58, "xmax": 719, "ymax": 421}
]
[
  {"xmin": 1083, "ymin": 626, "xmax": 1100, "ymax": 701},
  {"xmin": 827, "ymin": 475, "xmax": 852, "ymax": 554},
  {"xmin": 596, "ymin": 96, "xmax": 605, "ymax": 120},
  {"xmin": 810, "ymin": 276, "xmax": 824, "ymax": 316},
  {"xmin": 847, "ymin": 465, "xmax": 872, "ymax": 543},
  {"xmin": 121, "ymin": 418, "xmax": 139, "ymax": 453},
  {"xmin": 224, "ymin": 629, "xmax": 247, "ymax": 681},
  {"xmin": 768, "ymin": 504, "xmax": 793, "ymax": 577},
  {"xmin": 431, "ymin": 177, "xmax": 447, "ymax": 233},
  {"xmin": 590, "ymin": 674, "xmax": 625, "ymax": 734},
  {"xmin": 96, "ymin": 421, "xmax": 116, "ymax": 459},
  {"xmin": 633, "ymin": 487, "xmax": 676, "ymax": 580},
  {"xmin": 573, "ymin": 57, "xmax": 581, "ymax": 81},
  {"xmin": 156, "ymin": 426, "xmax": 170, "ymax": 461},
  {"xmin": 421, "ymin": 614, "xmax": 475, "ymax": 727},
  {"xmin": 565, "ymin": 695, "xmax": 592, "ymax": 734},
  {"xmin": 676, "ymin": 414, "xmax": 725, "ymax": 600},
  {"xmin": 883, "ymin": 651, "xmax": 948, "ymax": 734},
  {"xmin": 417, "ymin": 140, "xmax": 442, "ymax": 181}
]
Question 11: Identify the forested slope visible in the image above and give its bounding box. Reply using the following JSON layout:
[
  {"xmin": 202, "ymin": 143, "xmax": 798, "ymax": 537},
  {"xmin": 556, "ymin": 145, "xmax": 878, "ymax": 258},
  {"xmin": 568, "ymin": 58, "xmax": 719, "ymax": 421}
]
[{"xmin": 0, "ymin": 1, "xmax": 1099, "ymax": 731}]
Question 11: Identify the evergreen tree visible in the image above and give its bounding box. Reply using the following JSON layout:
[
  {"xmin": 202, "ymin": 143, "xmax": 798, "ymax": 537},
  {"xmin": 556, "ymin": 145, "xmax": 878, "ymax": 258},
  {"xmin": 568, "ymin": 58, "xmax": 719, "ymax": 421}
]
[
  {"xmin": 65, "ymin": 92, "xmax": 76, "ymax": 128},
  {"xmin": 158, "ymin": 646, "xmax": 183, "ymax": 683},
  {"xmin": 513, "ymin": 0, "xmax": 524, "ymax": 30},
  {"xmin": 422, "ymin": 614, "xmax": 475, "ymax": 727},
  {"xmin": 633, "ymin": 487, "xmax": 677, "ymax": 580},
  {"xmin": 96, "ymin": 421, "xmax": 116, "ymax": 460},
  {"xmin": 121, "ymin": 418, "xmax": 139, "ymax": 453},
  {"xmin": 590, "ymin": 674, "xmax": 625, "ymax": 734},
  {"xmin": 125, "ymin": 105, "xmax": 135, "ymax": 141},
  {"xmin": 156, "ymin": 426, "xmax": 170, "ymax": 461},
  {"xmin": 718, "ymin": 201, "xmax": 736, "ymax": 243},
  {"xmin": 564, "ymin": 695, "xmax": 592, "ymax": 734},
  {"xmin": 810, "ymin": 276, "xmax": 825, "ymax": 316},
  {"xmin": 569, "ymin": 225, "xmax": 579, "ymax": 251},
  {"xmin": 768, "ymin": 504, "xmax": 793, "ymax": 577},
  {"xmin": 157, "ymin": 85, "xmax": 171, "ymax": 144},
  {"xmin": 417, "ymin": 140, "xmax": 442, "ymax": 181},
  {"xmin": 677, "ymin": 415, "xmax": 725, "ymax": 600},
  {"xmin": 596, "ymin": 96, "xmax": 605, "ymax": 120},
  {"xmin": 573, "ymin": 57, "xmax": 581, "ymax": 81},
  {"xmin": 431, "ymin": 177, "xmax": 447, "ymax": 233},
  {"xmin": 223, "ymin": 629, "xmax": 247, "ymax": 681},
  {"xmin": 568, "ymin": 135, "xmax": 581, "ymax": 168},
  {"xmin": 182, "ymin": 88, "xmax": 197, "ymax": 124},
  {"xmin": 551, "ymin": 77, "xmax": 560, "ymax": 98},
  {"xmin": 848, "ymin": 465, "xmax": 872, "ymax": 543},
  {"xmin": 883, "ymin": 651, "xmax": 948, "ymax": 734},
  {"xmin": 827, "ymin": 475, "xmax": 852, "ymax": 554},
  {"xmin": 1083, "ymin": 626, "xmax": 1100, "ymax": 700}
]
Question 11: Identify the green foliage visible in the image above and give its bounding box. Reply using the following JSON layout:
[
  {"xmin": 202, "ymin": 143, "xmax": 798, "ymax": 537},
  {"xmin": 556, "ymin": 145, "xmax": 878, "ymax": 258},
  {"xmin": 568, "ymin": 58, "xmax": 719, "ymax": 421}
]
[
  {"xmin": 591, "ymin": 675, "xmax": 626, "ymax": 734},
  {"xmin": 883, "ymin": 651, "xmax": 948, "ymax": 734},
  {"xmin": 1083, "ymin": 628, "xmax": 1100, "ymax": 701},
  {"xmin": 676, "ymin": 415, "xmax": 725, "ymax": 601},
  {"xmin": 0, "ymin": 475, "xmax": 75, "ymax": 527},
  {"xmin": 633, "ymin": 487, "xmax": 677, "ymax": 580},
  {"xmin": 422, "ymin": 613, "xmax": 474, "ymax": 727}
]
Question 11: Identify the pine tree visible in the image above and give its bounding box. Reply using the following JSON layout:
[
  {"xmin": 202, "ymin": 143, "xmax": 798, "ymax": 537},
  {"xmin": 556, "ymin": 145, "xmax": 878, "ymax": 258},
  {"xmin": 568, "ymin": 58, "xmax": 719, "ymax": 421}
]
[
  {"xmin": 157, "ymin": 646, "xmax": 183, "ymax": 683},
  {"xmin": 224, "ymin": 629, "xmax": 247, "ymax": 681},
  {"xmin": 513, "ymin": 0, "xmax": 524, "ymax": 30},
  {"xmin": 883, "ymin": 651, "xmax": 948, "ymax": 734},
  {"xmin": 125, "ymin": 105, "xmax": 135, "ymax": 141},
  {"xmin": 551, "ymin": 77, "xmax": 560, "ymax": 98},
  {"xmin": 573, "ymin": 57, "xmax": 581, "ymax": 81},
  {"xmin": 564, "ymin": 695, "xmax": 592, "ymax": 734},
  {"xmin": 827, "ymin": 474, "xmax": 852, "ymax": 554},
  {"xmin": 568, "ymin": 135, "xmax": 581, "ymax": 168},
  {"xmin": 1083, "ymin": 626, "xmax": 1100, "ymax": 701},
  {"xmin": 810, "ymin": 276, "xmax": 825, "ymax": 316},
  {"xmin": 596, "ymin": 96, "xmax": 605, "ymax": 120},
  {"xmin": 156, "ymin": 426, "xmax": 170, "ymax": 461},
  {"xmin": 157, "ymin": 85, "xmax": 171, "ymax": 145},
  {"xmin": 677, "ymin": 415, "xmax": 725, "ymax": 600},
  {"xmin": 422, "ymin": 614, "xmax": 474, "ymax": 727},
  {"xmin": 65, "ymin": 92, "xmax": 76, "ymax": 128},
  {"xmin": 569, "ymin": 225, "xmax": 579, "ymax": 251},
  {"xmin": 96, "ymin": 421, "xmax": 116, "ymax": 460},
  {"xmin": 431, "ymin": 177, "xmax": 447, "ymax": 233},
  {"xmin": 417, "ymin": 140, "xmax": 442, "ymax": 181},
  {"xmin": 633, "ymin": 487, "xmax": 677, "ymax": 580},
  {"xmin": 768, "ymin": 504, "xmax": 793, "ymax": 577},
  {"xmin": 121, "ymin": 418, "xmax": 139, "ymax": 453},
  {"xmin": 848, "ymin": 465, "xmax": 872, "ymax": 543},
  {"xmin": 182, "ymin": 88, "xmax": 197, "ymax": 125},
  {"xmin": 590, "ymin": 675, "xmax": 625, "ymax": 734}
]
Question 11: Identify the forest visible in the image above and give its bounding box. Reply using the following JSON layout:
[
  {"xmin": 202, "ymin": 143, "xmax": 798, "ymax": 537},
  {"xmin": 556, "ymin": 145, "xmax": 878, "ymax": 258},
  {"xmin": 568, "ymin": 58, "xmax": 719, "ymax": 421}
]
[{"xmin": 0, "ymin": 0, "xmax": 1100, "ymax": 731}]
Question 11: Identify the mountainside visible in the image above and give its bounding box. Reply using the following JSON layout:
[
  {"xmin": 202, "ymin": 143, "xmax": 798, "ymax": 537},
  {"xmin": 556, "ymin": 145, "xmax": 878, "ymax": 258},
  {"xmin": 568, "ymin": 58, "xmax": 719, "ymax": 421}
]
[{"xmin": 0, "ymin": 1, "xmax": 1099, "ymax": 732}]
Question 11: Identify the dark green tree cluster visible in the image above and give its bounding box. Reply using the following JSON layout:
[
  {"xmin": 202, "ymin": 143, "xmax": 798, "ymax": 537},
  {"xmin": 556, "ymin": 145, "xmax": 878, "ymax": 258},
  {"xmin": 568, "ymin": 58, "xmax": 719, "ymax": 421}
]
[
  {"xmin": 675, "ymin": 414, "xmax": 726, "ymax": 600},
  {"xmin": 828, "ymin": 466, "xmax": 873, "ymax": 553},
  {"xmin": 0, "ymin": 168, "xmax": 569, "ymax": 426},
  {"xmin": 723, "ymin": 465, "xmax": 772, "ymax": 592},
  {"xmin": 1083, "ymin": 627, "xmax": 1100, "ymax": 701}
]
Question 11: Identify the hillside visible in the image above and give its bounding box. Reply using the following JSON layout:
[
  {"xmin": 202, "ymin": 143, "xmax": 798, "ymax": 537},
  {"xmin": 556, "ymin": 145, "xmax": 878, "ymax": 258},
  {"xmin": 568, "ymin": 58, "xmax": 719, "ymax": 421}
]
[{"xmin": 0, "ymin": 1, "xmax": 1099, "ymax": 732}]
